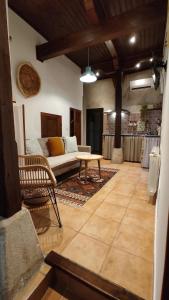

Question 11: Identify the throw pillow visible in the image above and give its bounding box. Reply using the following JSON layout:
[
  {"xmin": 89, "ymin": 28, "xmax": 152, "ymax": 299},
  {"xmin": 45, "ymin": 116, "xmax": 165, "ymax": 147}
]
[
  {"xmin": 38, "ymin": 138, "xmax": 49, "ymax": 157},
  {"xmin": 47, "ymin": 137, "xmax": 65, "ymax": 156},
  {"xmin": 64, "ymin": 136, "xmax": 78, "ymax": 153},
  {"xmin": 26, "ymin": 139, "xmax": 44, "ymax": 155}
]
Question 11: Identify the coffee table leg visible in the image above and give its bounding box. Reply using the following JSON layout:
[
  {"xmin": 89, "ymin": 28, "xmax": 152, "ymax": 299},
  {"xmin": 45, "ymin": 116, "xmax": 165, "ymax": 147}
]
[
  {"xmin": 85, "ymin": 161, "xmax": 88, "ymax": 182},
  {"xmin": 79, "ymin": 160, "xmax": 82, "ymax": 178},
  {"xmin": 98, "ymin": 159, "xmax": 101, "ymax": 179}
]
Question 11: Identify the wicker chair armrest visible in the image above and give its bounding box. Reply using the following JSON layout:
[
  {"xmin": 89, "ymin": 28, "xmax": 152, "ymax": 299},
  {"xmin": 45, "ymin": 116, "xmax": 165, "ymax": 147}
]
[
  {"xmin": 18, "ymin": 155, "xmax": 50, "ymax": 169},
  {"xmin": 19, "ymin": 164, "xmax": 57, "ymax": 187}
]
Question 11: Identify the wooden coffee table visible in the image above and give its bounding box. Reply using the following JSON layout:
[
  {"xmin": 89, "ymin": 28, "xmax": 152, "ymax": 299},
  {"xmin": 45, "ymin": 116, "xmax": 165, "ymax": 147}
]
[{"xmin": 76, "ymin": 154, "xmax": 103, "ymax": 182}]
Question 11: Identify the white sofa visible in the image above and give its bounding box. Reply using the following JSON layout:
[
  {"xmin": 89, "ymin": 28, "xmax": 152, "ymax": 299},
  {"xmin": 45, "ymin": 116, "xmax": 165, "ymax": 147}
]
[{"xmin": 26, "ymin": 137, "xmax": 91, "ymax": 176}]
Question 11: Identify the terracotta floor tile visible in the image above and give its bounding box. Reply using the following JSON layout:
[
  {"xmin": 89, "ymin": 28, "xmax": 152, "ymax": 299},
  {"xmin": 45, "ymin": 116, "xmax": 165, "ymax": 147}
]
[
  {"xmin": 29, "ymin": 160, "xmax": 154, "ymax": 300},
  {"xmin": 129, "ymin": 198, "xmax": 155, "ymax": 216},
  {"xmin": 95, "ymin": 202, "xmax": 126, "ymax": 222},
  {"xmin": 112, "ymin": 183, "xmax": 135, "ymax": 197},
  {"xmin": 100, "ymin": 247, "xmax": 153, "ymax": 300},
  {"xmin": 139, "ymin": 177, "xmax": 149, "ymax": 185},
  {"xmin": 116, "ymin": 174, "xmax": 140, "ymax": 185},
  {"xmin": 135, "ymin": 182, "xmax": 148, "ymax": 191},
  {"xmin": 104, "ymin": 192, "xmax": 131, "ymax": 207},
  {"xmin": 127, "ymin": 166, "xmax": 142, "ymax": 174},
  {"xmin": 123, "ymin": 208, "xmax": 155, "ymax": 232},
  {"xmin": 133, "ymin": 189, "xmax": 150, "ymax": 201},
  {"xmin": 59, "ymin": 205, "xmax": 91, "ymax": 231},
  {"xmin": 92, "ymin": 188, "xmax": 112, "ymax": 200},
  {"xmin": 38, "ymin": 225, "xmax": 77, "ymax": 255},
  {"xmin": 81, "ymin": 215, "xmax": 120, "ymax": 245},
  {"xmin": 42, "ymin": 288, "xmax": 62, "ymax": 300},
  {"xmin": 30, "ymin": 204, "xmax": 62, "ymax": 233},
  {"xmin": 62, "ymin": 233, "xmax": 109, "ymax": 273},
  {"xmin": 113, "ymin": 223, "xmax": 153, "ymax": 262},
  {"xmin": 83, "ymin": 195, "xmax": 105, "ymax": 214}
]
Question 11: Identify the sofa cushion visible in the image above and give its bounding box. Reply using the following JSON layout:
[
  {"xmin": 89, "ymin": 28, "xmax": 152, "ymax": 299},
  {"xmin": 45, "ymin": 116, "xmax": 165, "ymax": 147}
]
[
  {"xmin": 47, "ymin": 151, "xmax": 89, "ymax": 169},
  {"xmin": 64, "ymin": 136, "xmax": 78, "ymax": 153},
  {"xmin": 48, "ymin": 137, "xmax": 65, "ymax": 156},
  {"xmin": 26, "ymin": 139, "xmax": 43, "ymax": 155},
  {"xmin": 38, "ymin": 138, "xmax": 49, "ymax": 157}
]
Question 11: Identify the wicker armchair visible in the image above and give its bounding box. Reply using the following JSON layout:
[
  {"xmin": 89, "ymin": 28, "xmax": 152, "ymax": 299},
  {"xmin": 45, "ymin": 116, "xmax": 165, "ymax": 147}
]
[{"xmin": 18, "ymin": 155, "xmax": 62, "ymax": 227}]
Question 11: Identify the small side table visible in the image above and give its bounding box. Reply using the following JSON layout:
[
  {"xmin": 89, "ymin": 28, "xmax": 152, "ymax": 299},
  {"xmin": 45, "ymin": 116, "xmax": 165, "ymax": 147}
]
[{"xmin": 76, "ymin": 154, "xmax": 103, "ymax": 182}]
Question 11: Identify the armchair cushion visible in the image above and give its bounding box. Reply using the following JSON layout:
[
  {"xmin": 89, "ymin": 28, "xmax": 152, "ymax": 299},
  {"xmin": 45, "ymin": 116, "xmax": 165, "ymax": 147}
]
[
  {"xmin": 38, "ymin": 138, "xmax": 49, "ymax": 157},
  {"xmin": 26, "ymin": 139, "xmax": 43, "ymax": 155},
  {"xmin": 64, "ymin": 136, "xmax": 78, "ymax": 153},
  {"xmin": 47, "ymin": 137, "xmax": 65, "ymax": 156}
]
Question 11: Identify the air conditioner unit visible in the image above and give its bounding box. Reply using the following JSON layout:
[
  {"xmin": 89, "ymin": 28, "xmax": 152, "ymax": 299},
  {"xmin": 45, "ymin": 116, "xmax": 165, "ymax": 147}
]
[{"xmin": 130, "ymin": 78, "xmax": 154, "ymax": 91}]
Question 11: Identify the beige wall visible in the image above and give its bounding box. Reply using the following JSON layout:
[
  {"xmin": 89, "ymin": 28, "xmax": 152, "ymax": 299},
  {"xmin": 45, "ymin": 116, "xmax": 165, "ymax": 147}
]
[
  {"xmin": 83, "ymin": 70, "xmax": 162, "ymax": 113},
  {"xmin": 123, "ymin": 70, "xmax": 162, "ymax": 113},
  {"xmin": 83, "ymin": 78, "xmax": 115, "ymax": 144},
  {"xmin": 83, "ymin": 78, "xmax": 115, "ymax": 111},
  {"xmin": 83, "ymin": 71, "xmax": 162, "ymax": 142}
]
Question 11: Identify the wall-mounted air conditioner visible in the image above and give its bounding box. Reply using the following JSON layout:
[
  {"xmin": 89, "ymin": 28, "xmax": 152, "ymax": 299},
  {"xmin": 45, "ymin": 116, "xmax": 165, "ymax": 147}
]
[{"xmin": 130, "ymin": 78, "xmax": 154, "ymax": 91}]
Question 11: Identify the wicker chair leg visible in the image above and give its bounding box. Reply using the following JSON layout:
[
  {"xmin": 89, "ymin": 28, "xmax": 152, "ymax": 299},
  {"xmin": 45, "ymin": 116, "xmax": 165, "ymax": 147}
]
[
  {"xmin": 47, "ymin": 187, "xmax": 62, "ymax": 228},
  {"xmin": 51, "ymin": 187, "xmax": 62, "ymax": 228}
]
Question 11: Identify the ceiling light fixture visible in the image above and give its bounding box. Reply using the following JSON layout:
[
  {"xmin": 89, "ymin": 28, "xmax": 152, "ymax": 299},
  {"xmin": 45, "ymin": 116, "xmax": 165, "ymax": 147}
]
[
  {"xmin": 136, "ymin": 62, "xmax": 141, "ymax": 69},
  {"xmin": 129, "ymin": 35, "xmax": 136, "ymax": 44},
  {"xmin": 80, "ymin": 48, "xmax": 97, "ymax": 83},
  {"xmin": 149, "ymin": 57, "xmax": 153, "ymax": 62}
]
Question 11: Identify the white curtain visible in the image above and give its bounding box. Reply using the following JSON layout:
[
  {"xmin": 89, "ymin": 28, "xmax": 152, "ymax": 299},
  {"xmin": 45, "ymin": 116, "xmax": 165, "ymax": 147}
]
[
  {"xmin": 102, "ymin": 135, "xmax": 114, "ymax": 159},
  {"xmin": 148, "ymin": 149, "xmax": 160, "ymax": 196},
  {"xmin": 123, "ymin": 136, "xmax": 143, "ymax": 162},
  {"xmin": 141, "ymin": 137, "xmax": 160, "ymax": 168}
]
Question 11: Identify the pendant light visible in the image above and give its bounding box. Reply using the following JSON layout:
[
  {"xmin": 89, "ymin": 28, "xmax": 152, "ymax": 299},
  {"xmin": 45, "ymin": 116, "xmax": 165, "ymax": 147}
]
[{"xmin": 80, "ymin": 48, "xmax": 97, "ymax": 83}]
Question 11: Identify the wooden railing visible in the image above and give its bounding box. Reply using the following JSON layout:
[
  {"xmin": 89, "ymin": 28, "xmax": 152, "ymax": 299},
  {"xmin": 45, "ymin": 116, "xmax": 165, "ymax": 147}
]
[{"xmin": 44, "ymin": 251, "xmax": 144, "ymax": 300}]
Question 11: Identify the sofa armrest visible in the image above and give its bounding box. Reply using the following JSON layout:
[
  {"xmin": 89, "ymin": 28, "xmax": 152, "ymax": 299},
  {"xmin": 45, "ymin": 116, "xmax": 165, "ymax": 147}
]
[{"xmin": 78, "ymin": 145, "xmax": 91, "ymax": 153}]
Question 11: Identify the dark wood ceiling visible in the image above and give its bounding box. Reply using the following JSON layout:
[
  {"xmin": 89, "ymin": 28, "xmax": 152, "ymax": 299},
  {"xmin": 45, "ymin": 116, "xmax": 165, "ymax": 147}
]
[{"xmin": 8, "ymin": 0, "xmax": 167, "ymax": 78}]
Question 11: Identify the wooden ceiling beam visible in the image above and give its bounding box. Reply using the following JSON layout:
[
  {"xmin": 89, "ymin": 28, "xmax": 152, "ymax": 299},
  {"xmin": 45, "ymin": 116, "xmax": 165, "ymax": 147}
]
[
  {"xmin": 36, "ymin": 1, "xmax": 166, "ymax": 62},
  {"xmin": 90, "ymin": 47, "xmax": 162, "ymax": 78},
  {"xmin": 89, "ymin": 59, "xmax": 114, "ymax": 74},
  {"xmin": 83, "ymin": 0, "xmax": 99, "ymax": 25},
  {"xmin": 83, "ymin": 0, "xmax": 119, "ymax": 68},
  {"xmin": 105, "ymin": 40, "xmax": 119, "ymax": 69},
  {"xmin": 91, "ymin": 48, "xmax": 162, "ymax": 69},
  {"xmin": 121, "ymin": 48, "xmax": 163, "ymax": 68}
]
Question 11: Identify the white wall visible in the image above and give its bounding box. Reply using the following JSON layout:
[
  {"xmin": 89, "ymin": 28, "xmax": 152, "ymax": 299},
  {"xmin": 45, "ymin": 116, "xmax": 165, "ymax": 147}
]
[
  {"xmin": 153, "ymin": 33, "xmax": 169, "ymax": 300},
  {"xmin": 8, "ymin": 9, "xmax": 83, "ymax": 144}
]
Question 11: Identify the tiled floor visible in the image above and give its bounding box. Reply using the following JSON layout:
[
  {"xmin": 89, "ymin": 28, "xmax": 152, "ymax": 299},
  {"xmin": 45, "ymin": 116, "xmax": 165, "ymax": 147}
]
[{"xmin": 33, "ymin": 160, "xmax": 155, "ymax": 300}]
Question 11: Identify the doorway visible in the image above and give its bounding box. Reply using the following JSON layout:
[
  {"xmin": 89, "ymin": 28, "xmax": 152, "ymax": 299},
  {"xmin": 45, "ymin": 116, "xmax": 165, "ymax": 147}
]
[
  {"xmin": 86, "ymin": 108, "xmax": 103, "ymax": 154},
  {"xmin": 70, "ymin": 108, "xmax": 81, "ymax": 144}
]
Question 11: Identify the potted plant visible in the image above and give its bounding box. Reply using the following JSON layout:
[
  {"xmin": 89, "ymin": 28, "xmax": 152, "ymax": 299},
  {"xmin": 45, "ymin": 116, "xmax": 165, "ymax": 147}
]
[{"xmin": 137, "ymin": 105, "xmax": 147, "ymax": 132}]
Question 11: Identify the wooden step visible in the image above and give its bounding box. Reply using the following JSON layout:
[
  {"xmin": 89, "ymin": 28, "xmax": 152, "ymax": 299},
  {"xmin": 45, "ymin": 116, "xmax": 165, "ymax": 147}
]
[
  {"xmin": 42, "ymin": 287, "xmax": 65, "ymax": 300},
  {"xmin": 44, "ymin": 251, "xmax": 145, "ymax": 300}
]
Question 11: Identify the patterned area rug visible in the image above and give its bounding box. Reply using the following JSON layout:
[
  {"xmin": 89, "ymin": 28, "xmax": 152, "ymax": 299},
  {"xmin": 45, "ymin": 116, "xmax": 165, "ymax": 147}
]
[
  {"xmin": 55, "ymin": 167, "xmax": 118, "ymax": 207},
  {"xmin": 22, "ymin": 167, "xmax": 118, "ymax": 209}
]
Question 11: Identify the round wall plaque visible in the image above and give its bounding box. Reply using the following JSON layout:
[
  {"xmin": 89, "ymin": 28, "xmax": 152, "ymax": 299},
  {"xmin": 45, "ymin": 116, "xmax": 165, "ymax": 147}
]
[{"xmin": 16, "ymin": 63, "xmax": 41, "ymax": 97}]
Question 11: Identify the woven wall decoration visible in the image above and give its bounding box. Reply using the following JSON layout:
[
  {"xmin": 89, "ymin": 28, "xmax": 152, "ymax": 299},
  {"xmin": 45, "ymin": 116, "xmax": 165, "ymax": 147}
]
[{"xmin": 16, "ymin": 63, "xmax": 41, "ymax": 97}]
